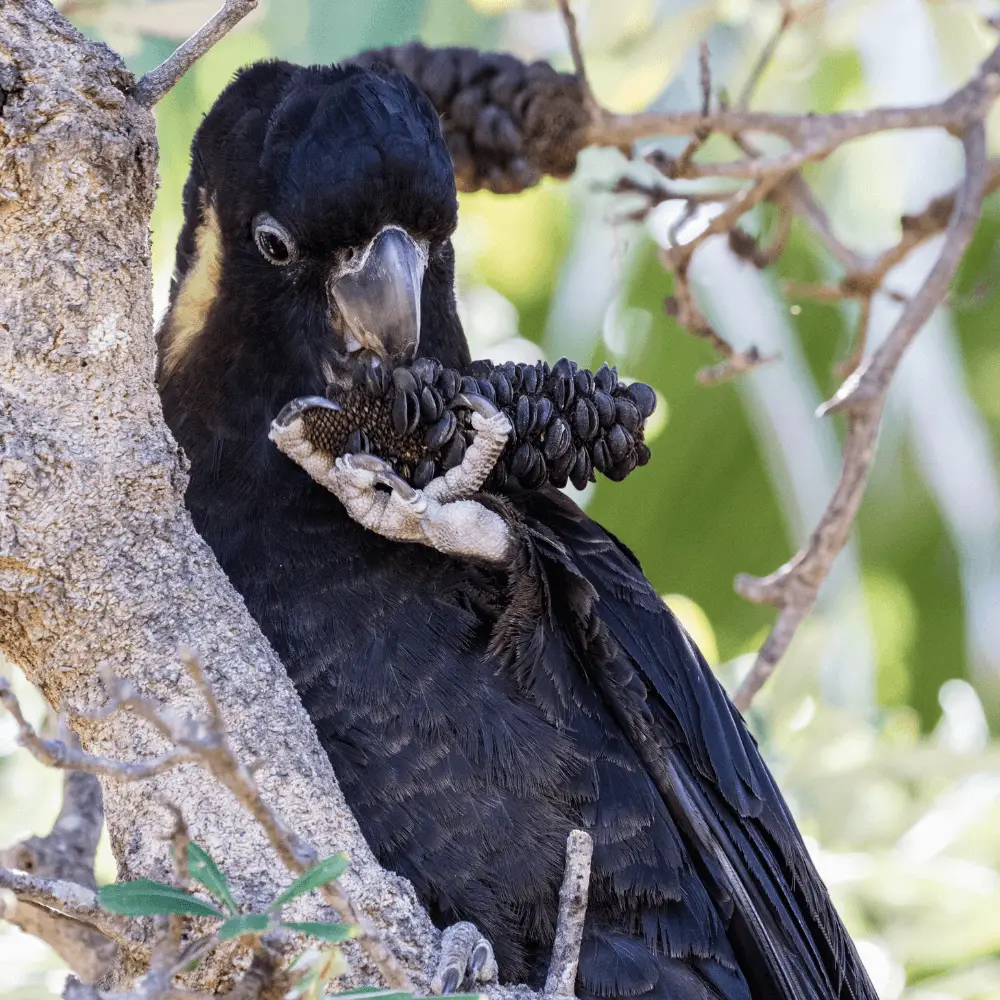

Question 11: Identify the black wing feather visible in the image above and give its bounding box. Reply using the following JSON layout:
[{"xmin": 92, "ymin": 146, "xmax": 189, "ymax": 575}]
[{"xmin": 515, "ymin": 488, "xmax": 877, "ymax": 1000}]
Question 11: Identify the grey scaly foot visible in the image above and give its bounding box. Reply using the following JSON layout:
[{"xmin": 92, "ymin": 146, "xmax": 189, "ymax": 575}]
[
  {"xmin": 269, "ymin": 393, "xmax": 513, "ymax": 563},
  {"xmin": 431, "ymin": 921, "xmax": 498, "ymax": 995}
]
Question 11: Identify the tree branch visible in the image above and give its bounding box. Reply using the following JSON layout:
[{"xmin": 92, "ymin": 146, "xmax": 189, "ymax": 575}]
[
  {"xmin": 131, "ymin": 1, "xmax": 259, "ymax": 107},
  {"xmin": 543, "ymin": 830, "xmax": 593, "ymax": 997},
  {"xmin": 1, "ymin": 766, "xmax": 117, "ymax": 982},
  {"xmin": 732, "ymin": 122, "xmax": 989, "ymax": 711},
  {"xmin": 0, "ymin": 867, "xmax": 138, "ymax": 947}
]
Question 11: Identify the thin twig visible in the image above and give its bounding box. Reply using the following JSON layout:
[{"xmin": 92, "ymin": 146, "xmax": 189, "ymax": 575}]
[
  {"xmin": 589, "ymin": 38, "xmax": 1000, "ymax": 170},
  {"xmin": 782, "ymin": 175, "xmax": 866, "ymax": 272},
  {"xmin": 556, "ymin": 0, "xmax": 597, "ymax": 112},
  {"xmin": 0, "ymin": 677, "xmax": 198, "ymax": 778},
  {"xmin": 543, "ymin": 830, "xmax": 593, "ymax": 997},
  {"xmin": 737, "ymin": 0, "xmax": 795, "ymax": 111},
  {"xmin": 0, "ymin": 658, "xmax": 413, "ymax": 991},
  {"xmin": 131, "ymin": 0, "xmax": 258, "ymax": 107},
  {"xmin": 732, "ymin": 122, "xmax": 988, "ymax": 711}
]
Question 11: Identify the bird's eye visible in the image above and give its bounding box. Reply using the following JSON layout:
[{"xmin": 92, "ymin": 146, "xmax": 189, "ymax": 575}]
[{"xmin": 252, "ymin": 214, "xmax": 297, "ymax": 266}]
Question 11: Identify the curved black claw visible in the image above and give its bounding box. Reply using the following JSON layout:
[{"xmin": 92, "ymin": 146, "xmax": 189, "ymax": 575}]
[
  {"xmin": 340, "ymin": 453, "xmax": 419, "ymax": 501},
  {"xmin": 451, "ymin": 391, "xmax": 501, "ymax": 420},
  {"xmin": 273, "ymin": 395, "xmax": 340, "ymax": 428}
]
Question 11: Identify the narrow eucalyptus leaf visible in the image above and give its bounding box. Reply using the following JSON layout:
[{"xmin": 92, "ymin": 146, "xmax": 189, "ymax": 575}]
[
  {"xmin": 99, "ymin": 878, "xmax": 222, "ymax": 918},
  {"xmin": 280, "ymin": 920, "xmax": 355, "ymax": 943},
  {"xmin": 218, "ymin": 913, "xmax": 270, "ymax": 940},
  {"xmin": 187, "ymin": 842, "xmax": 239, "ymax": 914},
  {"xmin": 269, "ymin": 852, "xmax": 348, "ymax": 911}
]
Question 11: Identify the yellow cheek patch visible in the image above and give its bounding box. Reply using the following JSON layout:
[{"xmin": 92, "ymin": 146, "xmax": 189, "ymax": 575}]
[{"xmin": 159, "ymin": 195, "xmax": 224, "ymax": 379}]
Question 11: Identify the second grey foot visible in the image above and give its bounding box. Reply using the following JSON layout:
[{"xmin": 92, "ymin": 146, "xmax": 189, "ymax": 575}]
[{"xmin": 430, "ymin": 921, "xmax": 498, "ymax": 995}]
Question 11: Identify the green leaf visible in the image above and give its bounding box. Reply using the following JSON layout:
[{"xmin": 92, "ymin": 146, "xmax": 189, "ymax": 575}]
[
  {"xmin": 334, "ymin": 992, "xmax": 412, "ymax": 1000},
  {"xmin": 187, "ymin": 842, "xmax": 239, "ymax": 914},
  {"xmin": 218, "ymin": 913, "xmax": 270, "ymax": 940},
  {"xmin": 335, "ymin": 992, "xmax": 482, "ymax": 1000},
  {"xmin": 269, "ymin": 852, "xmax": 348, "ymax": 911},
  {"xmin": 281, "ymin": 920, "xmax": 355, "ymax": 943},
  {"xmin": 99, "ymin": 878, "xmax": 223, "ymax": 918}
]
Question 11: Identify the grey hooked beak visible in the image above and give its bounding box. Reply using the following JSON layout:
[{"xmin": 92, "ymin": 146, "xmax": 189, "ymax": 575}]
[{"xmin": 330, "ymin": 226, "xmax": 427, "ymax": 359}]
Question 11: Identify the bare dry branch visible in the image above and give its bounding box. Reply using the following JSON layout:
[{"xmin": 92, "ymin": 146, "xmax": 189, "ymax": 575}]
[
  {"xmin": 737, "ymin": 1, "xmax": 796, "ymax": 111},
  {"xmin": 732, "ymin": 122, "xmax": 989, "ymax": 711},
  {"xmin": 131, "ymin": 0, "xmax": 258, "ymax": 107},
  {"xmin": 1, "ymin": 900, "xmax": 117, "ymax": 984},
  {"xmin": 1, "ymin": 655, "xmax": 414, "ymax": 991},
  {"xmin": 0, "ymin": 677, "xmax": 198, "ymax": 778},
  {"xmin": 0, "ymin": 768, "xmax": 117, "ymax": 982},
  {"xmin": 589, "ymin": 37, "xmax": 1000, "ymax": 166},
  {"xmin": 543, "ymin": 830, "xmax": 594, "ymax": 997},
  {"xmin": 555, "ymin": 0, "xmax": 597, "ymax": 113},
  {"xmin": 0, "ymin": 867, "xmax": 138, "ymax": 947}
]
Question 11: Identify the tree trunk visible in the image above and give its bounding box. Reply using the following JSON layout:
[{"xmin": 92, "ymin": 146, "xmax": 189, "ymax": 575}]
[{"xmin": 0, "ymin": 1, "xmax": 438, "ymax": 989}]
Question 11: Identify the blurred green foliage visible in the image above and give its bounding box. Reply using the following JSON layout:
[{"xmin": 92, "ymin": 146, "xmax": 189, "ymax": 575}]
[{"xmin": 4, "ymin": 1, "xmax": 1000, "ymax": 998}]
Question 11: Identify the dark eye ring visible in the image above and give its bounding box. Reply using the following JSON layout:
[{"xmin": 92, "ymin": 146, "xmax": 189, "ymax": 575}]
[{"xmin": 253, "ymin": 214, "xmax": 297, "ymax": 266}]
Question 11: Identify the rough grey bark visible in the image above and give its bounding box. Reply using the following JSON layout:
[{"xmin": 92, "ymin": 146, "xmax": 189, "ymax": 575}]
[{"xmin": 0, "ymin": 2, "xmax": 438, "ymax": 990}]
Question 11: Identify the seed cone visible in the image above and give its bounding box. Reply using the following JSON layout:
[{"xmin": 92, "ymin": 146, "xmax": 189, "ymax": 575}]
[{"xmin": 290, "ymin": 355, "xmax": 655, "ymax": 492}]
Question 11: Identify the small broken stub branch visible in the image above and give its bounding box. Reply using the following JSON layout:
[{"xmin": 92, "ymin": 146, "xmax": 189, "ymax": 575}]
[
  {"xmin": 130, "ymin": 0, "xmax": 259, "ymax": 107},
  {"xmin": 544, "ymin": 830, "xmax": 594, "ymax": 997}
]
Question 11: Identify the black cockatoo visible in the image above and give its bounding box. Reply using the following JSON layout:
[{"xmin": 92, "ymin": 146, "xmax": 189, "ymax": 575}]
[{"xmin": 156, "ymin": 57, "xmax": 877, "ymax": 1000}]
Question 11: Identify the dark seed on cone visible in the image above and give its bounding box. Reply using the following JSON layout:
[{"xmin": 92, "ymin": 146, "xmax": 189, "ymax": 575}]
[
  {"xmin": 511, "ymin": 442, "xmax": 535, "ymax": 479},
  {"xmin": 606, "ymin": 457, "xmax": 634, "ymax": 482},
  {"xmin": 550, "ymin": 372, "xmax": 574, "ymax": 411},
  {"xmin": 442, "ymin": 433, "xmax": 466, "ymax": 470},
  {"xmin": 426, "ymin": 410, "xmax": 457, "ymax": 451},
  {"xmin": 523, "ymin": 448, "xmax": 547, "ymax": 490},
  {"xmin": 411, "ymin": 358, "xmax": 441, "ymax": 385},
  {"xmin": 592, "ymin": 438, "xmax": 611, "ymax": 476},
  {"xmin": 595, "ymin": 363, "xmax": 618, "ymax": 393},
  {"xmin": 437, "ymin": 368, "xmax": 461, "ymax": 401},
  {"xmin": 489, "ymin": 371, "xmax": 513, "ymax": 407},
  {"xmin": 574, "ymin": 369, "xmax": 595, "ymax": 397},
  {"xmin": 543, "ymin": 417, "xmax": 572, "ymax": 460},
  {"xmin": 614, "ymin": 398, "xmax": 641, "ymax": 434},
  {"xmin": 552, "ymin": 357, "xmax": 574, "ymax": 381},
  {"xmin": 533, "ymin": 396, "xmax": 554, "ymax": 434},
  {"xmin": 594, "ymin": 390, "xmax": 615, "ymax": 429},
  {"xmin": 570, "ymin": 447, "xmax": 592, "ymax": 490},
  {"xmin": 550, "ymin": 447, "xmax": 575, "ymax": 483},
  {"xmin": 468, "ymin": 359, "xmax": 493, "ymax": 378},
  {"xmin": 606, "ymin": 424, "xmax": 631, "ymax": 464},
  {"xmin": 420, "ymin": 385, "xmax": 444, "ymax": 423},
  {"xmin": 460, "ymin": 375, "xmax": 480, "ymax": 397},
  {"xmin": 520, "ymin": 363, "xmax": 538, "ymax": 395},
  {"xmin": 413, "ymin": 457, "xmax": 437, "ymax": 489},
  {"xmin": 392, "ymin": 367, "xmax": 419, "ymax": 397},
  {"xmin": 636, "ymin": 442, "xmax": 651, "ymax": 467},
  {"xmin": 572, "ymin": 398, "xmax": 599, "ymax": 442},
  {"xmin": 626, "ymin": 381, "xmax": 656, "ymax": 418},
  {"xmin": 475, "ymin": 378, "xmax": 497, "ymax": 405},
  {"xmin": 515, "ymin": 394, "xmax": 532, "ymax": 439},
  {"xmin": 345, "ymin": 428, "xmax": 368, "ymax": 454}
]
